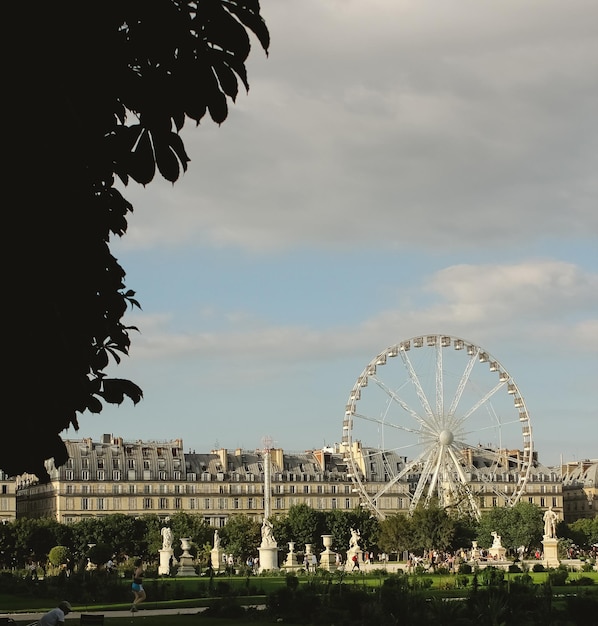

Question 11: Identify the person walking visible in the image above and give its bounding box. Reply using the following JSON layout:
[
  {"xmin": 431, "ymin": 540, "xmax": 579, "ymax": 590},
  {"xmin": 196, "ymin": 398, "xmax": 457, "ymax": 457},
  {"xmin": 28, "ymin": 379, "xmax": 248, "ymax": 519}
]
[
  {"xmin": 131, "ymin": 558, "xmax": 146, "ymax": 612},
  {"xmin": 39, "ymin": 601, "xmax": 72, "ymax": 626}
]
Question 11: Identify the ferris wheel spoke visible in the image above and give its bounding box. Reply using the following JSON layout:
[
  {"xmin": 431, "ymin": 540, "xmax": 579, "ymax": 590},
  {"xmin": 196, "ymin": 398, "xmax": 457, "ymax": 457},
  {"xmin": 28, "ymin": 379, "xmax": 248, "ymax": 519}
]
[
  {"xmin": 409, "ymin": 449, "xmax": 439, "ymax": 512},
  {"xmin": 453, "ymin": 380, "xmax": 506, "ymax": 429},
  {"xmin": 371, "ymin": 376, "xmax": 438, "ymax": 434},
  {"xmin": 435, "ymin": 343, "xmax": 444, "ymax": 421},
  {"xmin": 447, "ymin": 351, "xmax": 478, "ymax": 419},
  {"xmin": 425, "ymin": 447, "xmax": 445, "ymax": 506},
  {"xmin": 352, "ymin": 411, "xmax": 435, "ymax": 439},
  {"xmin": 373, "ymin": 452, "xmax": 429, "ymax": 499},
  {"xmin": 457, "ymin": 416, "xmax": 522, "ymax": 443},
  {"xmin": 446, "ymin": 445, "xmax": 481, "ymax": 518},
  {"xmin": 399, "ymin": 350, "xmax": 436, "ymax": 425}
]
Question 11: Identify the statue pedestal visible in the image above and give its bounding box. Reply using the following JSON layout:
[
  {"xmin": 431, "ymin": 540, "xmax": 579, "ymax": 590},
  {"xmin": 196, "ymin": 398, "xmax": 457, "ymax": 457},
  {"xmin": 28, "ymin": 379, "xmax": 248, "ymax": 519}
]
[
  {"xmin": 488, "ymin": 546, "xmax": 506, "ymax": 561},
  {"xmin": 346, "ymin": 548, "xmax": 363, "ymax": 569},
  {"xmin": 282, "ymin": 542, "xmax": 301, "ymax": 571},
  {"xmin": 211, "ymin": 547, "xmax": 224, "ymax": 572},
  {"xmin": 176, "ymin": 537, "xmax": 198, "ymax": 577},
  {"xmin": 158, "ymin": 548, "xmax": 173, "ymax": 575},
  {"xmin": 542, "ymin": 537, "xmax": 560, "ymax": 569},
  {"xmin": 320, "ymin": 535, "xmax": 337, "ymax": 571},
  {"xmin": 258, "ymin": 545, "xmax": 278, "ymax": 573}
]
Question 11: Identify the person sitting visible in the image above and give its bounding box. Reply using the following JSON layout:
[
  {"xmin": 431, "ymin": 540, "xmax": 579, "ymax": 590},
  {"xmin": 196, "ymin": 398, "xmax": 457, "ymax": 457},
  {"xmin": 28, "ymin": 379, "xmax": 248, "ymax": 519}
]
[{"xmin": 39, "ymin": 601, "xmax": 72, "ymax": 626}]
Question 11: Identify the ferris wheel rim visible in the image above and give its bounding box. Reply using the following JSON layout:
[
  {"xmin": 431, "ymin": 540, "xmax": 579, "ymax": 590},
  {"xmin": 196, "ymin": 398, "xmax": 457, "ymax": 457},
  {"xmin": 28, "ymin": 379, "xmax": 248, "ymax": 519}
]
[{"xmin": 342, "ymin": 334, "xmax": 534, "ymax": 520}]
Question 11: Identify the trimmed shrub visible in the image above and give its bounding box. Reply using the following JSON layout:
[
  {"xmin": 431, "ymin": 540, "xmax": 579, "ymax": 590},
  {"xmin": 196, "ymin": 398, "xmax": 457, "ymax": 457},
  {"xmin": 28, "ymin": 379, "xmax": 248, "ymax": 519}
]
[
  {"xmin": 548, "ymin": 568, "xmax": 568, "ymax": 586},
  {"xmin": 569, "ymin": 576, "xmax": 594, "ymax": 586}
]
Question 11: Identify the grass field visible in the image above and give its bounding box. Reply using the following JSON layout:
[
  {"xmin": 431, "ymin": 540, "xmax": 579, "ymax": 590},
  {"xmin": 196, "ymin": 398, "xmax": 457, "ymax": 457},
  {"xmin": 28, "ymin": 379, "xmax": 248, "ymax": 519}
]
[{"xmin": 3, "ymin": 570, "xmax": 597, "ymax": 625}]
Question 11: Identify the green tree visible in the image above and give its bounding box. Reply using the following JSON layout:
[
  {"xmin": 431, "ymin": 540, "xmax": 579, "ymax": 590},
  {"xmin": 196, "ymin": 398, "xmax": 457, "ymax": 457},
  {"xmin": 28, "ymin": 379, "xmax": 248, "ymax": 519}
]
[
  {"xmin": 378, "ymin": 513, "xmax": 414, "ymax": 556},
  {"xmin": 275, "ymin": 504, "xmax": 326, "ymax": 551},
  {"xmin": 476, "ymin": 502, "xmax": 543, "ymax": 552},
  {"xmin": 569, "ymin": 515, "xmax": 598, "ymax": 547},
  {"xmin": 0, "ymin": 522, "xmax": 16, "ymax": 568},
  {"xmin": 324, "ymin": 508, "xmax": 379, "ymax": 554},
  {"xmin": 220, "ymin": 514, "xmax": 261, "ymax": 562},
  {"xmin": 12, "ymin": 518, "xmax": 65, "ymax": 566},
  {"xmin": 4, "ymin": 0, "xmax": 269, "ymax": 480},
  {"xmin": 410, "ymin": 505, "xmax": 456, "ymax": 553}
]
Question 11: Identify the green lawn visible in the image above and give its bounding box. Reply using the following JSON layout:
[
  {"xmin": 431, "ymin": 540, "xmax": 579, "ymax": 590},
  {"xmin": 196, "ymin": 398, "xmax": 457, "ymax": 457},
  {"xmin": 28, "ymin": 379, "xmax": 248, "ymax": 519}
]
[{"xmin": 3, "ymin": 570, "xmax": 597, "ymax": 622}]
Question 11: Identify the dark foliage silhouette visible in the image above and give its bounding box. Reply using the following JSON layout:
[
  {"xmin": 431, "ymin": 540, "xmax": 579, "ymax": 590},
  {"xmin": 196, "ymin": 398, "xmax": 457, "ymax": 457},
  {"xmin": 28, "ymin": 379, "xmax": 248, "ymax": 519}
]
[{"xmin": 4, "ymin": 1, "xmax": 269, "ymax": 480}]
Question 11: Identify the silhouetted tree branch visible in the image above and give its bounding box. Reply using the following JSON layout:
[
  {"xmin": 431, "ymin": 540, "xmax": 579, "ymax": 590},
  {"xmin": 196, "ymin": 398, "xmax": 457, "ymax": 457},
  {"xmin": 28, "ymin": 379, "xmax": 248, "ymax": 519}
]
[{"xmin": 4, "ymin": 1, "xmax": 269, "ymax": 480}]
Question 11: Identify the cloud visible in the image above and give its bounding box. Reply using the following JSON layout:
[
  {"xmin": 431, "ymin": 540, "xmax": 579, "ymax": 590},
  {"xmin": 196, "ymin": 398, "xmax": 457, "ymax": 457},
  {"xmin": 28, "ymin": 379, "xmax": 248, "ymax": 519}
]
[
  {"xmin": 112, "ymin": 0, "xmax": 598, "ymax": 255},
  {"xmin": 120, "ymin": 259, "xmax": 597, "ymax": 367}
]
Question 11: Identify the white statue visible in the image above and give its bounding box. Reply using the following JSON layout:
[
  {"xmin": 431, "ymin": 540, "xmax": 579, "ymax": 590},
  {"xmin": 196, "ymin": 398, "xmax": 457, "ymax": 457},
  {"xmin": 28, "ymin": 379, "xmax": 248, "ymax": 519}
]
[
  {"xmin": 161, "ymin": 526, "xmax": 173, "ymax": 550},
  {"xmin": 543, "ymin": 506, "xmax": 558, "ymax": 538},
  {"xmin": 491, "ymin": 531, "xmax": 502, "ymax": 548},
  {"xmin": 261, "ymin": 518, "xmax": 276, "ymax": 547},
  {"xmin": 214, "ymin": 529, "xmax": 221, "ymax": 549},
  {"xmin": 349, "ymin": 528, "xmax": 361, "ymax": 550}
]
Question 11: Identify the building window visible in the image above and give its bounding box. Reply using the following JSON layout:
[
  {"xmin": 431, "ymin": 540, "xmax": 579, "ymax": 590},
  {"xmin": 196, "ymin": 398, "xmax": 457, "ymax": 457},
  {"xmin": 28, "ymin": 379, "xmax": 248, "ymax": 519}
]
[
  {"xmin": 143, "ymin": 498, "xmax": 152, "ymax": 509},
  {"xmin": 189, "ymin": 498, "xmax": 197, "ymax": 509},
  {"xmin": 129, "ymin": 484, "xmax": 136, "ymax": 494},
  {"xmin": 233, "ymin": 498, "xmax": 240, "ymax": 509},
  {"xmin": 174, "ymin": 497, "xmax": 182, "ymax": 509},
  {"xmin": 65, "ymin": 470, "xmax": 74, "ymax": 481},
  {"xmin": 129, "ymin": 497, "xmax": 136, "ymax": 510},
  {"xmin": 159, "ymin": 498, "xmax": 169, "ymax": 509},
  {"xmin": 97, "ymin": 471, "xmax": 105, "ymax": 481},
  {"xmin": 492, "ymin": 497, "xmax": 498, "ymax": 507},
  {"xmin": 159, "ymin": 471, "xmax": 167, "ymax": 481},
  {"xmin": 345, "ymin": 498, "xmax": 351, "ymax": 509},
  {"xmin": 331, "ymin": 498, "xmax": 337, "ymax": 509},
  {"xmin": 275, "ymin": 497, "xmax": 283, "ymax": 509},
  {"xmin": 97, "ymin": 498, "xmax": 106, "ymax": 510},
  {"xmin": 113, "ymin": 497, "xmax": 121, "ymax": 510},
  {"xmin": 204, "ymin": 498, "xmax": 211, "ymax": 509},
  {"xmin": 174, "ymin": 471, "xmax": 181, "ymax": 480},
  {"xmin": 66, "ymin": 485, "xmax": 73, "ymax": 494},
  {"xmin": 540, "ymin": 497, "xmax": 545, "ymax": 508},
  {"xmin": 144, "ymin": 485, "xmax": 152, "ymax": 494},
  {"xmin": 248, "ymin": 497, "xmax": 254, "ymax": 509},
  {"xmin": 303, "ymin": 485, "xmax": 310, "ymax": 494},
  {"xmin": 81, "ymin": 498, "xmax": 90, "ymax": 510}
]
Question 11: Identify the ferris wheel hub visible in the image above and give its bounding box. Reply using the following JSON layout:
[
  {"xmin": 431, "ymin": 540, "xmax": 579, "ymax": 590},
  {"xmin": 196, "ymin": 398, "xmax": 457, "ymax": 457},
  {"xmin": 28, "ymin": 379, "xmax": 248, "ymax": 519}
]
[{"xmin": 439, "ymin": 429, "xmax": 454, "ymax": 446}]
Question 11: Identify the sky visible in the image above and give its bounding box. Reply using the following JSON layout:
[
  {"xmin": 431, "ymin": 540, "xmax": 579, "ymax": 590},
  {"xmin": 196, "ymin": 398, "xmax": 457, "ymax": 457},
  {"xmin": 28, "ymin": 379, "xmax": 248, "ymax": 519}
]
[{"xmin": 66, "ymin": 0, "xmax": 597, "ymax": 468}]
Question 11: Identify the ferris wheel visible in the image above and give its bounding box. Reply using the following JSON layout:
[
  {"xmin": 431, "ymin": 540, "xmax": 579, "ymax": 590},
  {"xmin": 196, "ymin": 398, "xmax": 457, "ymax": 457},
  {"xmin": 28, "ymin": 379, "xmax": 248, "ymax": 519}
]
[{"xmin": 342, "ymin": 335, "xmax": 533, "ymax": 520}]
